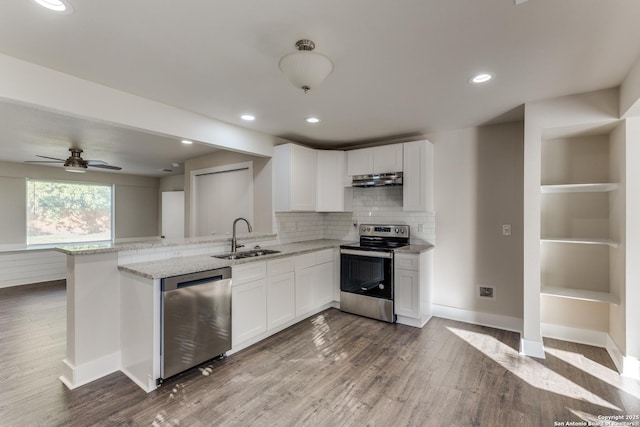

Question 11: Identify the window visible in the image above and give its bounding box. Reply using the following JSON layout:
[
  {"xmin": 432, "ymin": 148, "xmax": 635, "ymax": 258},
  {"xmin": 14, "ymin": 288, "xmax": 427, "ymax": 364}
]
[{"xmin": 26, "ymin": 179, "xmax": 113, "ymax": 246}]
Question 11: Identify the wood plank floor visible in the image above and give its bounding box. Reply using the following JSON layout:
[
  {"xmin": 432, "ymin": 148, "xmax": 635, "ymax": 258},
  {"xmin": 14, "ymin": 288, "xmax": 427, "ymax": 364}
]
[{"xmin": 1, "ymin": 281, "xmax": 639, "ymax": 426}]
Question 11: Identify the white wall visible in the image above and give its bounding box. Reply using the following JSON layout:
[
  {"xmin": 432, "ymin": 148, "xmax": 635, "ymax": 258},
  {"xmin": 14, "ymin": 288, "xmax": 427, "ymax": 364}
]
[
  {"xmin": 429, "ymin": 122, "xmax": 524, "ymax": 320},
  {"xmin": 0, "ymin": 161, "xmax": 160, "ymax": 286}
]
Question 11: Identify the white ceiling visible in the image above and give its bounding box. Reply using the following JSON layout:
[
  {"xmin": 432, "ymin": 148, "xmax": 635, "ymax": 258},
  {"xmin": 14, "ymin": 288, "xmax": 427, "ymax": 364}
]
[{"xmin": 1, "ymin": 0, "xmax": 640, "ymax": 176}]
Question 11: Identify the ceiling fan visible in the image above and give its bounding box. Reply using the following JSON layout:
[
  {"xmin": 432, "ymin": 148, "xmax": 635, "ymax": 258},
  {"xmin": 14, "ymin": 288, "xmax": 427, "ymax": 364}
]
[{"xmin": 25, "ymin": 148, "xmax": 122, "ymax": 173}]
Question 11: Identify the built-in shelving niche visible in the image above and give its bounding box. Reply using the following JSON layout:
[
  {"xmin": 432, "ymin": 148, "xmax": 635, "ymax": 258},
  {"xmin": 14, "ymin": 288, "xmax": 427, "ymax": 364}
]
[{"xmin": 540, "ymin": 123, "xmax": 622, "ymax": 318}]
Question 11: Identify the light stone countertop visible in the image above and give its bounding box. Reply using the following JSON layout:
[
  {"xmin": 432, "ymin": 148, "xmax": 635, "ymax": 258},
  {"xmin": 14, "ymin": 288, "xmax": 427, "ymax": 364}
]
[
  {"xmin": 55, "ymin": 233, "xmax": 277, "ymax": 255},
  {"xmin": 118, "ymin": 239, "xmax": 351, "ymax": 279},
  {"xmin": 394, "ymin": 244, "xmax": 435, "ymax": 254}
]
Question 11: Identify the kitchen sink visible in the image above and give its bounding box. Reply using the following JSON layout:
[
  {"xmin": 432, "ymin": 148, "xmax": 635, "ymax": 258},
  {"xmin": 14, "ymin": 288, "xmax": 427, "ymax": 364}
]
[{"xmin": 213, "ymin": 249, "xmax": 281, "ymax": 260}]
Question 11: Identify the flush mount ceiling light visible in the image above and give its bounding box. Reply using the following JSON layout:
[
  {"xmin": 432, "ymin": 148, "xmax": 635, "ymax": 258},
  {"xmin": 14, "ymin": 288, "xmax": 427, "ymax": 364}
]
[
  {"xmin": 279, "ymin": 39, "xmax": 334, "ymax": 94},
  {"xmin": 305, "ymin": 117, "xmax": 321, "ymax": 124},
  {"xmin": 181, "ymin": 139, "xmax": 193, "ymax": 145},
  {"xmin": 32, "ymin": 0, "xmax": 74, "ymax": 14},
  {"xmin": 469, "ymin": 73, "xmax": 493, "ymax": 84},
  {"xmin": 241, "ymin": 114, "xmax": 256, "ymax": 121}
]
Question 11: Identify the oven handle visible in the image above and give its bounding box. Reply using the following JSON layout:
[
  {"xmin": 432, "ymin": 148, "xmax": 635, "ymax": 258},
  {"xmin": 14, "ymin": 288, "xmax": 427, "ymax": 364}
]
[{"xmin": 340, "ymin": 249, "xmax": 393, "ymax": 259}]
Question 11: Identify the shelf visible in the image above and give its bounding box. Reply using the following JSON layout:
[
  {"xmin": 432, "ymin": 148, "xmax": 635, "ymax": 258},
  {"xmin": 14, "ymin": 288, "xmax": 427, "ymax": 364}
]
[
  {"xmin": 540, "ymin": 237, "xmax": 619, "ymax": 248},
  {"xmin": 540, "ymin": 183, "xmax": 619, "ymax": 193},
  {"xmin": 541, "ymin": 286, "xmax": 620, "ymax": 305}
]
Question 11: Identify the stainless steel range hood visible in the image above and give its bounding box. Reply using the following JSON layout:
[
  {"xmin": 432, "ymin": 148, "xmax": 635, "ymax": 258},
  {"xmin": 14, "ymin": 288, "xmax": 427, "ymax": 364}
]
[{"xmin": 351, "ymin": 172, "xmax": 403, "ymax": 187}]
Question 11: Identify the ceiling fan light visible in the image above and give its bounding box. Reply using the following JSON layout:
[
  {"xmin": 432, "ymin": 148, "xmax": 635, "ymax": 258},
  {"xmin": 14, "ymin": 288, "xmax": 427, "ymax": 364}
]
[
  {"xmin": 64, "ymin": 165, "xmax": 87, "ymax": 173},
  {"xmin": 279, "ymin": 40, "xmax": 333, "ymax": 93}
]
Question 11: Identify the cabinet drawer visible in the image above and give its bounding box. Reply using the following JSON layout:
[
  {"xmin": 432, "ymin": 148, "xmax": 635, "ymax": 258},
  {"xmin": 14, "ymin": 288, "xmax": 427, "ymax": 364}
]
[
  {"xmin": 267, "ymin": 257, "xmax": 295, "ymax": 276},
  {"xmin": 395, "ymin": 254, "xmax": 419, "ymax": 271},
  {"xmin": 315, "ymin": 249, "xmax": 334, "ymax": 264},
  {"xmin": 232, "ymin": 262, "xmax": 266, "ymax": 285}
]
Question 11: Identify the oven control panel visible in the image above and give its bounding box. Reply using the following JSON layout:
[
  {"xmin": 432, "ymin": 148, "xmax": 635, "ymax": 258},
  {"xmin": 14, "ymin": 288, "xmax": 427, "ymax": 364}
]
[{"xmin": 359, "ymin": 224, "xmax": 409, "ymax": 237}]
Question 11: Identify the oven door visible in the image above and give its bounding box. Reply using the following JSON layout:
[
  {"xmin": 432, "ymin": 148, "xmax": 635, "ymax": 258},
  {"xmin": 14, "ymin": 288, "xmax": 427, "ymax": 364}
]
[{"xmin": 340, "ymin": 249, "xmax": 393, "ymax": 300}]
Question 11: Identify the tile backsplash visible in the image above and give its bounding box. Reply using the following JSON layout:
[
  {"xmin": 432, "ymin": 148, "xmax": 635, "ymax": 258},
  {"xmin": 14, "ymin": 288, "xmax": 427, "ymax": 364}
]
[{"xmin": 273, "ymin": 186, "xmax": 435, "ymax": 245}]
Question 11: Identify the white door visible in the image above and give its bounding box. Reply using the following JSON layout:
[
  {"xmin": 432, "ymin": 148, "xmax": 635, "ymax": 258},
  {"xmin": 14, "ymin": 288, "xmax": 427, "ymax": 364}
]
[
  {"xmin": 192, "ymin": 162, "xmax": 253, "ymax": 236},
  {"xmin": 161, "ymin": 191, "xmax": 185, "ymax": 238}
]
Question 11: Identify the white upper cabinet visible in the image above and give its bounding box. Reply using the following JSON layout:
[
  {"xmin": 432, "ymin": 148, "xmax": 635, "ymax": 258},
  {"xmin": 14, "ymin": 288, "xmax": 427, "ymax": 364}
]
[
  {"xmin": 347, "ymin": 148, "xmax": 374, "ymax": 176},
  {"xmin": 274, "ymin": 143, "xmax": 317, "ymax": 212},
  {"xmin": 317, "ymin": 150, "xmax": 352, "ymax": 212},
  {"xmin": 347, "ymin": 144, "xmax": 403, "ymax": 176},
  {"xmin": 403, "ymin": 140, "xmax": 434, "ymax": 212},
  {"xmin": 373, "ymin": 144, "xmax": 403, "ymax": 173}
]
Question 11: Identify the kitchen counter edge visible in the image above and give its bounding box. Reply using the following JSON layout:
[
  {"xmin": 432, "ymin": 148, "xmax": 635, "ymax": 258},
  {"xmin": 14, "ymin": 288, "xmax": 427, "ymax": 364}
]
[
  {"xmin": 118, "ymin": 239, "xmax": 351, "ymax": 280},
  {"xmin": 394, "ymin": 244, "xmax": 435, "ymax": 254},
  {"xmin": 55, "ymin": 233, "xmax": 277, "ymax": 255}
]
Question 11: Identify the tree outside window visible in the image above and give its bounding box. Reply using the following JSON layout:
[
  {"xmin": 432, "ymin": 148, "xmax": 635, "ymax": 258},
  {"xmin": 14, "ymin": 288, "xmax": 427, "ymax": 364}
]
[{"xmin": 27, "ymin": 179, "xmax": 113, "ymax": 245}]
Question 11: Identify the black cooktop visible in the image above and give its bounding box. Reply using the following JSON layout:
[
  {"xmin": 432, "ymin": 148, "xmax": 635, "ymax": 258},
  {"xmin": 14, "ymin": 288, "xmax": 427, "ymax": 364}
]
[{"xmin": 340, "ymin": 224, "xmax": 410, "ymax": 251}]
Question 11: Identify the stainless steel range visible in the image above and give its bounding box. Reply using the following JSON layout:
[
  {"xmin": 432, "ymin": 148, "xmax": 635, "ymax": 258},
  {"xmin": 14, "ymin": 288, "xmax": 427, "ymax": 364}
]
[{"xmin": 340, "ymin": 224, "xmax": 410, "ymax": 322}]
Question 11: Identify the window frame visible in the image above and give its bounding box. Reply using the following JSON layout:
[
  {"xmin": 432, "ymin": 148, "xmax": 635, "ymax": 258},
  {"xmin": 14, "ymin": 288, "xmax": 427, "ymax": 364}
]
[{"xmin": 25, "ymin": 178, "xmax": 115, "ymax": 248}]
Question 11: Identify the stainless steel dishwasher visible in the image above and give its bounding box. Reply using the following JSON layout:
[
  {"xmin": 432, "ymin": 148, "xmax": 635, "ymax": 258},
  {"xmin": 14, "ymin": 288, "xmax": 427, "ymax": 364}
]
[{"xmin": 161, "ymin": 267, "xmax": 232, "ymax": 379}]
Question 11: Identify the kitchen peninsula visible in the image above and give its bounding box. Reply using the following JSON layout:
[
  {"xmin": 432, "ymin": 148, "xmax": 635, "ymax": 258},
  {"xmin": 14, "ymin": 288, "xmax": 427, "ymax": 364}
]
[{"xmin": 56, "ymin": 234, "xmax": 347, "ymax": 392}]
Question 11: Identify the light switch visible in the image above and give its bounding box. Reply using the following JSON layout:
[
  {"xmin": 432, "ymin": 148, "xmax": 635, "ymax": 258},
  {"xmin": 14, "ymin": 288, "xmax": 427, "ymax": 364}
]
[{"xmin": 502, "ymin": 224, "xmax": 511, "ymax": 236}]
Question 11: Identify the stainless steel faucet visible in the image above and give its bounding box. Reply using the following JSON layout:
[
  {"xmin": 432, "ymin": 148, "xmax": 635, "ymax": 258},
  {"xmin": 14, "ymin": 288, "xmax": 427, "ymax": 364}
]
[{"xmin": 231, "ymin": 217, "xmax": 252, "ymax": 253}]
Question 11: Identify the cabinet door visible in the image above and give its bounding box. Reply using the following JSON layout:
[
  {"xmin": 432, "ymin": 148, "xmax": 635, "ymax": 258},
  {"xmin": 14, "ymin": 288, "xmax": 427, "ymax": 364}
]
[
  {"xmin": 313, "ymin": 261, "xmax": 335, "ymax": 307},
  {"xmin": 347, "ymin": 148, "xmax": 374, "ymax": 176},
  {"xmin": 317, "ymin": 150, "xmax": 351, "ymax": 212},
  {"xmin": 232, "ymin": 279, "xmax": 267, "ymax": 347},
  {"xmin": 394, "ymin": 268, "xmax": 420, "ymax": 318},
  {"xmin": 290, "ymin": 144, "xmax": 317, "ymax": 211},
  {"xmin": 295, "ymin": 267, "xmax": 314, "ymax": 317},
  {"xmin": 403, "ymin": 140, "xmax": 433, "ymax": 212},
  {"xmin": 267, "ymin": 272, "xmax": 295, "ymax": 330},
  {"xmin": 373, "ymin": 144, "xmax": 403, "ymax": 173},
  {"xmin": 274, "ymin": 143, "xmax": 317, "ymax": 212}
]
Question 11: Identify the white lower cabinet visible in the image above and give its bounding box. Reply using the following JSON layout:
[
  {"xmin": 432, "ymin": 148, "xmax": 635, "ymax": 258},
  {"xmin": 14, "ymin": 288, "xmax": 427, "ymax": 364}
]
[
  {"xmin": 294, "ymin": 253, "xmax": 316, "ymax": 317},
  {"xmin": 266, "ymin": 258, "xmax": 296, "ymax": 330},
  {"xmin": 231, "ymin": 263, "xmax": 267, "ymax": 347},
  {"xmin": 231, "ymin": 249, "xmax": 337, "ymax": 351},
  {"xmin": 295, "ymin": 249, "xmax": 335, "ymax": 317},
  {"xmin": 394, "ymin": 251, "xmax": 433, "ymax": 328},
  {"xmin": 395, "ymin": 268, "xmax": 420, "ymax": 318},
  {"xmin": 314, "ymin": 261, "xmax": 335, "ymax": 307}
]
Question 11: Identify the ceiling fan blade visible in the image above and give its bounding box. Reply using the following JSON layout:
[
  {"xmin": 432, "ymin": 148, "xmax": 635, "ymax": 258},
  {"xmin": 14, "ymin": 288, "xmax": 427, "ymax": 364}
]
[
  {"xmin": 35, "ymin": 155, "xmax": 66, "ymax": 161},
  {"xmin": 86, "ymin": 160, "xmax": 107, "ymax": 166},
  {"xmin": 89, "ymin": 164, "xmax": 122, "ymax": 170},
  {"xmin": 25, "ymin": 160, "xmax": 64, "ymax": 163}
]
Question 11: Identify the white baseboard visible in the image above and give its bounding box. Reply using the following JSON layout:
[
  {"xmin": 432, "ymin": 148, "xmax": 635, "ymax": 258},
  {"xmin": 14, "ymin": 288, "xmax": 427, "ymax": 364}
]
[
  {"xmin": 59, "ymin": 352, "xmax": 120, "ymax": 390},
  {"xmin": 396, "ymin": 314, "xmax": 432, "ymax": 328},
  {"xmin": 431, "ymin": 304, "xmax": 523, "ymax": 333},
  {"xmin": 541, "ymin": 323, "xmax": 608, "ymax": 347},
  {"xmin": 520, "ymin": 338, "xmax": 546, "ymax": 359},
  {"xmin": 606, "ymin": 336, "xmax": 640, "ymax": 380}
]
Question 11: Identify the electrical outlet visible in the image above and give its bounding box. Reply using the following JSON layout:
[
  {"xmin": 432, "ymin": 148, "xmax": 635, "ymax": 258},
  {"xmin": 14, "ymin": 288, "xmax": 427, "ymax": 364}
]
[
  {"xmin": 502, "ymin": 224, "xmax": 511, "ymax": 236},
  {"xmin": 478, "ymin": 286, "xmax": 495, "ymax": 300}
]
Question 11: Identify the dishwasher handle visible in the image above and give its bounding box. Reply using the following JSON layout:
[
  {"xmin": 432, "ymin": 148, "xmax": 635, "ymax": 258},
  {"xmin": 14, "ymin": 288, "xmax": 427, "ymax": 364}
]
[{"xmin": 161, "ymin": 267, "xmax": 232, "ymax": 291}]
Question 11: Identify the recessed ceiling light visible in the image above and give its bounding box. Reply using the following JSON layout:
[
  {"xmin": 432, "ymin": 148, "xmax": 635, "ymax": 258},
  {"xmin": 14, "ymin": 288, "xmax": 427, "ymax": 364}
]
[
  {"xmin": 241, "ymin": 114, "xmax": 256, "ymax": 121},
  {"xmin": 305, "ymin": 117, "xmax": 320, "ymax": 124},
  {"xmin": 181, "ymin": 139, "xmax": 193, "ymax": 145},
  {"xmin": 469, "ymin": 73, "xmax": 493, "ymax": 84},
  {"xmin": 32, "ymin": 0, "xmax": 73, "ymax": 14}
]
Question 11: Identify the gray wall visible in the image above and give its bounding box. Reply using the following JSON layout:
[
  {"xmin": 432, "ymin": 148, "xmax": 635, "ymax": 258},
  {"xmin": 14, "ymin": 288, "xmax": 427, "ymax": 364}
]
[
  {"xmin": 430, "ymin": 121, "xmax": 524, "ymax": 320},
  {"xmin": 0, "ymin": 161, "xmax": 160, "ymax": 246}
]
